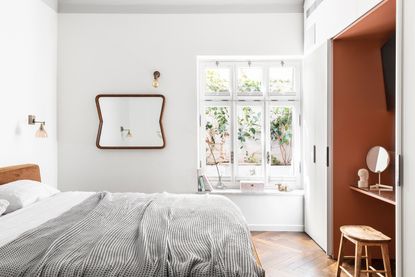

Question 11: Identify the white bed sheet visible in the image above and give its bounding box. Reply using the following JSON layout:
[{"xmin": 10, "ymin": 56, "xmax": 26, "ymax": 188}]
[{"xmin": 0, "ymin": 191, "xmax": 94, "ymax": 247}]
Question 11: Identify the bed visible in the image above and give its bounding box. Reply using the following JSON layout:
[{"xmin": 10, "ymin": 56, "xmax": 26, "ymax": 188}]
[{"xmin": 0, "ymin": 164, "xmax": 264, "ymax": 277}]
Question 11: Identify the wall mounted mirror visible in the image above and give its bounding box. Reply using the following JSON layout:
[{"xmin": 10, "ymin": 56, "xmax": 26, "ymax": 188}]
[
  {"xmin": 366, "ymin": 146, "xmax": 392, "ymax": 191},
  {"xmin": 96, "ymin": 94, "xmax": 165, "ymax": 149}
]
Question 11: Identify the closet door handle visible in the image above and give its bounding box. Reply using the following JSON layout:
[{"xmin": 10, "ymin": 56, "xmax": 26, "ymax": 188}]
[
  {"xmin": 398, "ymin": 154, "xmax": 403, "ymax": 187},
  {"xmin": 313, "ymin": 145, "xmax": 316, "ymax": 164},
  {"xmin": 326, "ymin": 146, "xmax": 330, "ymax": 167}
]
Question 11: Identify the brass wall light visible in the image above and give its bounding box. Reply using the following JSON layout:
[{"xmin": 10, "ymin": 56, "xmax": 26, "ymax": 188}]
[
  {"xmin": 152, "ymin": 71, "xmax": 161, "ymax": 88},
  {"xmin": 120, "ymin": 126, "xmax": 133, "ymax": 138},
  {"xmin": 28, "ymin": 115, "xmax": 48, "ymax": 138}
]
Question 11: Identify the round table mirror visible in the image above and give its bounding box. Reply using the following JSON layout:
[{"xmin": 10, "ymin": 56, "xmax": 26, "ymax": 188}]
[
  {"xmin": 366, "ymin": 146, "xmax": 390, "ymax": 173},
  {"xmin": 366, "ymin": 146, "xmax": 392, "ymax": 191}
]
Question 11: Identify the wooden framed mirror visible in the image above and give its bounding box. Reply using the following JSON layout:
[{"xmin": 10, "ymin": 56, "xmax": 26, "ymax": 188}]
[{"xmin": 95, "ymin": 94, "xmax": 166, "ymax": 149}]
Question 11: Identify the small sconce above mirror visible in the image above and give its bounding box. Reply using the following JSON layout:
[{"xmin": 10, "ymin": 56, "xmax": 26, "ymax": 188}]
[
  {"xmin": 96, "ymin": 94, "xmax": 166, "ymax": 149},
  {"xmin": 152, "ymin": 71, "xmax": 161, "ymax": 88}
]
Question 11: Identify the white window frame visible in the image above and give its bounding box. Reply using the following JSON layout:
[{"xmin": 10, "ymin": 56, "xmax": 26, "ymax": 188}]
[{"xmin": 198, "ymin": 58, "xmax": 302, "ymax": 190}]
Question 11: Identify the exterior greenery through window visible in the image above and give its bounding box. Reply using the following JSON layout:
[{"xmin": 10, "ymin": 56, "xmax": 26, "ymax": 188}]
[
  {"xmin": 237, "ymin": 106, "xmax": 262, "ymax": 165},
  {"xmin": 269, "ymin": 67, "xmax": 295, "ymax": 93},
  {"xmin": 239, "ymin": 75, "xmax": 262, "ymax": 92},
  {"xmin": 270, "ymin": 107, "xmax": 293, "ymax": 165},
  {"xmin": 206, "ymin": 69, "xmax": 229, "ymax": 93},
  {"xmin": 205, "ymin": 107, "xmax": 230, "ymax": 165},
  {"xmin": 200, "ymin": 60, "xmax": 300, "ymax": 188},
  {"xmin": 238, "ymin": 68, "xmax": 262, "ymax": 93}
]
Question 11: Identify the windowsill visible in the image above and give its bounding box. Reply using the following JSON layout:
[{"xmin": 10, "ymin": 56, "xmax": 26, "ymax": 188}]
[{"xmin": 197, "ymin": 189, "xmax": 304, "ymax": 196}]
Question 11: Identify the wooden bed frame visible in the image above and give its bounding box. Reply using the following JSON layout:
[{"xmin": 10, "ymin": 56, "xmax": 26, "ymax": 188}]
[
  {"xmin": 253, "ymin": 243, "xmax": 262, "ymax": 267},
  {"xmin": 0, "ymin": 164, "xmax": 41, "ymax": 185},
  {"xmin": 0, "ymin": 164, "xmax": 262, "ymax": 267}
]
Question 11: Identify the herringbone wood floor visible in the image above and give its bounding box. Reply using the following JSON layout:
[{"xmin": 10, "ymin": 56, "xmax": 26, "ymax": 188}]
[
  {"xmin": 252, "ymin": 232, "xmax": 338, "ymax": 277},
  {"xmin": 252, "ymin": 232, "xmax": 395, "ymax": 277}
]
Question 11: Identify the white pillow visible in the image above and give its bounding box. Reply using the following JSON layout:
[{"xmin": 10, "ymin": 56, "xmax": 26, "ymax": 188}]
[
  {"xmin": 0, "ymin": 199, "xmax": 9, "ymax": 216},
  {"xmin": 0, "ymin": 180, "xmax": 60, "ymax": 214}
]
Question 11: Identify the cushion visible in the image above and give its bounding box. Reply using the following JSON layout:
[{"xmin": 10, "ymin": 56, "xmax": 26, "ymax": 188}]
[
  {"xmin": 0, "ymin": 180, "xmax": 60, "ymax": 214},
  {"xmin": 0, "ymin": 199, "xmax": 9, "ymax": 216}
]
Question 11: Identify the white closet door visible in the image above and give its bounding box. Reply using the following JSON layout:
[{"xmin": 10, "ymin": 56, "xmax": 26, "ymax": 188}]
[{"xmin": 303, "ymin": 42, "xmax": 330, "ymax": 252}]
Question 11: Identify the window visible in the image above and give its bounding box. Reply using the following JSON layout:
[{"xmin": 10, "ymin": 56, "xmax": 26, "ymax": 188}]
[
  {"xmin": 269, "ymin": 66, "xmax": 296, "ymax": 94},
  {"xmin": 204, "ymin": 104, "xmax": 232, "ymax": 178},
  {"xmin": 204, "ymin": 67, "xmax": 232, "ymax": 96},
  {"xmin": 237, "ymin": 67, "xmax": 264, "ymax": 95},
  {"xmin": 236, "ymin": 103, "xmax": 264, "ymax": 178},
  {"xmin": 198, "ymin": 59, "xmax": 301, "ymax": 190}
]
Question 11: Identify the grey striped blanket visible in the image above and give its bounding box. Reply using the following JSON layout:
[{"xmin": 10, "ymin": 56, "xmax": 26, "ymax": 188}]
[{"xmin": 0, "ymin": 192, "xmax": 265, "ymax": 277}]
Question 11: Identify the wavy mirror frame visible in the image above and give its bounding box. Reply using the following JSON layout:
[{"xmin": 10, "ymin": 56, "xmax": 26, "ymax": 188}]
[{"xmin": 95, "ymin": 94, "xmax": 166, "ymax": 149}]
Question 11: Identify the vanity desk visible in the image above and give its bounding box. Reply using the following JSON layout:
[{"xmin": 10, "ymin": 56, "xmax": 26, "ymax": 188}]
[
  {"xmin": 350, "ymin": 186, "xmax": 396, "ymax": 206},
  {"xmin": 350, "ymin": 146, "xmax": 396, "ymax": 206}
]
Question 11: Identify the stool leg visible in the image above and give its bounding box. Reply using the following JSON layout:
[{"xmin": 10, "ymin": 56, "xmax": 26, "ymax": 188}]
[
  {"xmin": 381, "ymin": 244, "xmax": 392, "ymax": 277},
  {"xmin": 365, "ymin": 246, "xmax": 371, "ymax": 277},
  {"xmin": 336, "ymin": 234, "xmax": 345, "ymax": 277},
  {"xmin": 354, "ymin": 242, "xmax": 363, "ymax": 277}
]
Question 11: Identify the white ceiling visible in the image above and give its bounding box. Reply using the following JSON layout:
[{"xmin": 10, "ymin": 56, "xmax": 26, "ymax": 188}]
[{"xmin": 58, "ymin": 0, "xmax": 304, "ymax": 13}]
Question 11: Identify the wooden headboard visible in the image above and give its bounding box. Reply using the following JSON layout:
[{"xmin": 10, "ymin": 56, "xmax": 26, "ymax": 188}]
[{"xmin": 0, "ymin": 164, "xmax": 41, "ymax": 185}]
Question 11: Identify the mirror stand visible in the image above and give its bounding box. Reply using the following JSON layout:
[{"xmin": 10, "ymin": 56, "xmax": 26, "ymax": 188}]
[{"xmin": 369, "ymin": 172, "xmax": 393, "ymax": 191}]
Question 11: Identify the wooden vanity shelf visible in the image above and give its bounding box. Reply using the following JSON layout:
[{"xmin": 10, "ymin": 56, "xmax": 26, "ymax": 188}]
[{"xmin": 350, "ymin": 186, "xmax": 396, "ymax": 206}]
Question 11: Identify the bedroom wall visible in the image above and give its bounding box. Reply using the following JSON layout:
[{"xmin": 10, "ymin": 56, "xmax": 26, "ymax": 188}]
[
  {"xmin": 0, "ymin": 0, "xmax": 58, "ymax": 186},
  {"xmin": 58, "ymin": 13, "xmax": 303, "ymax": 192}
]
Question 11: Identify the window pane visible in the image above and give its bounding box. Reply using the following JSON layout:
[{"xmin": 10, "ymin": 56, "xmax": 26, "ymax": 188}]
[
  {"xmin": 237, "ymin": 105, "xmax": 263, "ymax": 177},
  {"xmin": 270, "ymin": 106, "xmax": 294, "ymax": 176},
  {"xmin": 237, "ymin": 67, "xmax": 263, "ymax": 94},
  {"xmin": 205, "ymin": 106, "xmax": 231, "ymax": 177},
  {"xmin": 269, "ymin": 67, "xmax": 295, "ymax": 94},
  {"xmin": 205, "ymin": 68, "xmax": 231, "ymax": 94}
]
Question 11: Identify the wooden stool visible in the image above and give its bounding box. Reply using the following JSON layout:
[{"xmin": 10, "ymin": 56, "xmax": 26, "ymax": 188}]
[{"xmin": 336, "ymin": 225, "xmax": 392, "ymax": 277}]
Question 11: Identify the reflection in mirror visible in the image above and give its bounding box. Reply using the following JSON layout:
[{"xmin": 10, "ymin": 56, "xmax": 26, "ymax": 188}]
[
  {"xmin": 96, "ymin": 94, "xmax": 165, "ymax": 149},
  {"xmin": 366, "ymin": 146, "xmax": 390, "ymax": 173},
  {"xmin": 366, "ymin": 146, "xmax": 392, "ymax": 191}
]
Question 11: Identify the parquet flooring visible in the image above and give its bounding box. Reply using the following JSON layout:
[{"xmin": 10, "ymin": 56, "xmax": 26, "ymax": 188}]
[
  {"xmin": 252, "ymin": 232, "xmax": 337, "ymax": 277},
  {"xmin": 252, "ymin": 232, "xmax": 395, "ymax": 277}
]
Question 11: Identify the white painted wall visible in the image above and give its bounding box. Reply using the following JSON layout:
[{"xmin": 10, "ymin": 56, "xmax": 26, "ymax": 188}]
[
  {"xmin": 58, "ymin": 13, "xmax": 303, "ymax": 193},
  {"xmin": 402, "ymin": 0, "xmax": 415, "ymax": 274},
  {"xmin": 0, "ymin": 0, "xmax": 58, "ymax": 186},
  {"xmin": 217, "ymin": 191, "xmax": 304, "ymax": 231},
  {"xmin": 303, "ymin": 0, "xmax": 382, "ymax": 53}
]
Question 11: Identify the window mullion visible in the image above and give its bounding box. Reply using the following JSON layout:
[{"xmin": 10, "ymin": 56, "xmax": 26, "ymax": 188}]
[
  {"xmin": 231, "ymin": 101, "xmax": 236, "ymax": 187},
  {"xmin": 265, "ymin": 101, "xmax": 270, "ymax": 187},
  {"xmin": 231, "ymin": 63, "xmax": 237, "ymax": 188},
  {"xmin": 264, "ymin": 65, "xmax": 270, "ymax": 188}
]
